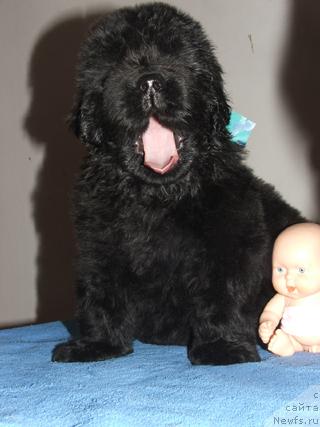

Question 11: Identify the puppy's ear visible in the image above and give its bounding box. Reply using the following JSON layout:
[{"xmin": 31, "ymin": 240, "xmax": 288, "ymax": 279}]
[
  {"xmin": 210, "ymin": 86, "xmax": 231, "ymax": 138},
  {"xmin": 68, "ymin": 97, "xmax": 82, "ymax": 139},
  {"xmin": 206, "ymin": 55, "xmax": 231, "ymax": 138},
  {"xmin": 68, "ymin": 91, "xmax": 104, "ymax": 147}
]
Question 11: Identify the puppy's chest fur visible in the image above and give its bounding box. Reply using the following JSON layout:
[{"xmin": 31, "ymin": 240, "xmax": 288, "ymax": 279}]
[
  {"xmin": 119, "ymin": 198, "xmax": 204, "ymax": 281},
  {"xmin": 114, "ymin": 181, "xmax": 268, "ymax": 298}
]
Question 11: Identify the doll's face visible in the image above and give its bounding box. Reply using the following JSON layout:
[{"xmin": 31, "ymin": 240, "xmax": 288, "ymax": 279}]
[{"xmin": 272, "ymin": 224, "xmax": 320, "ymax": 299}]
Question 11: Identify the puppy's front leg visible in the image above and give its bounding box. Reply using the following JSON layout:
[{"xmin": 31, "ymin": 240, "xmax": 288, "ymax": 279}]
[
  {"xmin": 188, "ymin": 290, "xmax": 260, "ymax": 365},
  {"xmin": 52, "ymin": 265, "xmax": 133, "ymax": 363}
]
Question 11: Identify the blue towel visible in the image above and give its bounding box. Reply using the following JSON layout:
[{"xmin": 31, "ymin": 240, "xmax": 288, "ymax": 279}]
[{"xmin": 0, "ymin": 322, "xmax": 319, "ymax": 426}]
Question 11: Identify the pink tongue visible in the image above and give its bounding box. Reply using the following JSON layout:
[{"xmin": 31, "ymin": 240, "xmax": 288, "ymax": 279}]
[{"xmin": 142, "ymin": 117, "xmax": 179, "ymax": 174}]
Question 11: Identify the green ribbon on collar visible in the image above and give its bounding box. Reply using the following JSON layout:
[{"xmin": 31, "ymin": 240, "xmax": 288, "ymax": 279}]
[{"xmin": 227, "ymin": 111, "xmax": 256, "ymax": 146}]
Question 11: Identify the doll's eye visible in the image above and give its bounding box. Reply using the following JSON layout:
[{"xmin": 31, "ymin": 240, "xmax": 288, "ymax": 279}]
[
  {"xmin": 276, "ymin": 267, "xmax": 285, "ymax": 273},
  {"xmin": 298, "ymin": 267, "xmax": 306, "ymax": 274}
]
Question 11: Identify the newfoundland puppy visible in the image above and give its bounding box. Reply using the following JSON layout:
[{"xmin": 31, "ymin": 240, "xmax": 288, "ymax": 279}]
[{"xmin": 52, "ymin": 2, "xmax": 303, "ymax": 365}]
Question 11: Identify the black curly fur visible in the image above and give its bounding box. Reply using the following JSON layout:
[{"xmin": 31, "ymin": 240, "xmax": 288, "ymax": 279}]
[{"xmin": 52, "ymin": 2, "xmax": 304, "ymax": 365}]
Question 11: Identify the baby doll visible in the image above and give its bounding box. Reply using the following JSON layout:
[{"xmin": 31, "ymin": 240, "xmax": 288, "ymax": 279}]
[{"xmin": 259, "ymin": 222, "xmax": 320, "ymax": 356}]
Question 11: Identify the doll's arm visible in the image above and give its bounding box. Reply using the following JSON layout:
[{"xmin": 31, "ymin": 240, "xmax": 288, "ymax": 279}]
[{"xmin": 259, "ymin": 294, "xmax": 286, "ymax": 344}]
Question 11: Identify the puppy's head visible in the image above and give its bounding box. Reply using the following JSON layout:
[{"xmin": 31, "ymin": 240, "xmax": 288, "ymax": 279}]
[{"xmin": 71, "ymin": 3, "xmax": 234, "ymax": 184}]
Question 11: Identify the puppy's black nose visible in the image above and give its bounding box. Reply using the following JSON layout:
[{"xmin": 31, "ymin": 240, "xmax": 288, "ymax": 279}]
[{"xmin": 138, "ymin": 74, "xmax": 164, "ymax": 93}]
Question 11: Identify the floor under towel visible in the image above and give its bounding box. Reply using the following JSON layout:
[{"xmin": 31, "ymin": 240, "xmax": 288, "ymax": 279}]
[{"xmin": 0, "ymin": 321, "xmax": 320, "ymax": 427}]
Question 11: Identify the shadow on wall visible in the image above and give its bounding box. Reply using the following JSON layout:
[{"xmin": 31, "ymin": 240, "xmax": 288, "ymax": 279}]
[
  {"xmin": 280, "ymin": 0, "xmax": 320, "ymax": 219},
  {"xmin": 24, "ymin": 10, "xmax": 113, "ymax": 323}
]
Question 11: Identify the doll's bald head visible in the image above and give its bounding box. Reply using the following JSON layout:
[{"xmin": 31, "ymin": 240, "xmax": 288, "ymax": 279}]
[{"xmin": 272, "ymin": 223, "xmax": 320, "ymax": 298}]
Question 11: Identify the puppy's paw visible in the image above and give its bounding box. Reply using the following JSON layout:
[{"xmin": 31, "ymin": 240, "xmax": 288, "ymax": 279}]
[
  {"xmin": 188, "ymin": 338, "xmax": 260, "ymax": 365},
  {"xmin": 52, "ymin": 339, "xmax": 133, "ymax": 363}
]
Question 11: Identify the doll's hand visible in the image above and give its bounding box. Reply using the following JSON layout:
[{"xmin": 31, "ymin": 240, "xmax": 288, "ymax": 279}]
[{"xmin": 259, "ymin": 320, "xmax": 277, "ymax": 344}]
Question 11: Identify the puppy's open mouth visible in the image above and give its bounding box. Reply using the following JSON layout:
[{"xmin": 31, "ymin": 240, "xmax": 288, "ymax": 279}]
[{"xmin": 135, "ymin": 117, "xmax": 184, "ymax": 174}]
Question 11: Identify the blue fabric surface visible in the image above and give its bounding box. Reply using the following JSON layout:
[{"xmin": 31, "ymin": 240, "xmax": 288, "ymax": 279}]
[{"xmin": 0, "ymin": 322, "xmax": 320, "ymax": 427}]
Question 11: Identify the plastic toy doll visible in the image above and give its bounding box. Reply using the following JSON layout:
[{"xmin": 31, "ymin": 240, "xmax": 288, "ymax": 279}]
[{"xmin": 259, "ymin": 222, "xmax": 320, "ymax": 356}]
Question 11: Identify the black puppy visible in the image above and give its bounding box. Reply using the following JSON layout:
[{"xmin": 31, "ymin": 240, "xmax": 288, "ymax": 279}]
[{"xmin": 53, "ymin": 2, "xmax": 303, "ymax": 365}]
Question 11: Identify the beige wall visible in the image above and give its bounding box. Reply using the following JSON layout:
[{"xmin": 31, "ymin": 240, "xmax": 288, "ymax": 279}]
[{"xmin": 1, "ymin": 0, "xmax": 320, "ymax": 326}]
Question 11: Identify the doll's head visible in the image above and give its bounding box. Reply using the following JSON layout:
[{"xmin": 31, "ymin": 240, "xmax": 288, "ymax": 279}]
[{"xmin": 272, "ymin": 223, "xmax": 320, "ymax": 299}]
